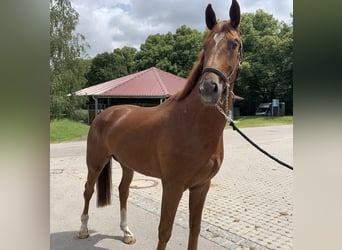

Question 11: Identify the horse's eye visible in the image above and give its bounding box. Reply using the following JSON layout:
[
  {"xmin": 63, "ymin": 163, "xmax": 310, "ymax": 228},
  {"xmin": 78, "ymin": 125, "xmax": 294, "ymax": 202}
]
[{"xmin": 230, "ymin": 41, "xmax": 238, "ymax": 50}]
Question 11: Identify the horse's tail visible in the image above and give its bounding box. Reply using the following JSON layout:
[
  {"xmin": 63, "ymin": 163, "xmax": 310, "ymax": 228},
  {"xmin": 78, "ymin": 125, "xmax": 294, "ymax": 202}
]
[{"xmin": 96, "ymin": 160, "xmax": 112, "ymax": 207}]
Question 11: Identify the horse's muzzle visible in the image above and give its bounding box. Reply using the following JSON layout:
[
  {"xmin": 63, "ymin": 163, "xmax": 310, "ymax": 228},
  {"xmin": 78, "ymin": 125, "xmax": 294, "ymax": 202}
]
[{"xmin": 198, "ymin": 80, "xmax": 222, "ymax": 105}]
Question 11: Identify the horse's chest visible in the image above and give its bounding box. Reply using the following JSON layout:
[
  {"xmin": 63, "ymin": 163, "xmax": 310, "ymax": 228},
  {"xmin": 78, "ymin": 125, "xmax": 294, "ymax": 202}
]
[
  {"xmin": 181, "ymin": 153, "xmax": 222, "ymax": 188},
  {"xmin": 202, "ymin": 153, "xmax": 223, "ymax": 176},
  {"xmin": 179, "ymin": 146, "xmax": 223, "ymax": 183}
]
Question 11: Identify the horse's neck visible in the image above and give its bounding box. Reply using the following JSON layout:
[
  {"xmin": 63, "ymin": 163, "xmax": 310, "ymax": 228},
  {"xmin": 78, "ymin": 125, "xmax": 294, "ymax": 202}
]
[{"xmin": 182, "ymin": 84, "xmax": 227, "ymax": 137}]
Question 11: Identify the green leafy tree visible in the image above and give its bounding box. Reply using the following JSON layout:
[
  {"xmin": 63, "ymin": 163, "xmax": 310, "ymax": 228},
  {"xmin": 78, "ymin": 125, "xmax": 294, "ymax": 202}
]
[
  {"xmin": 135, "ymin": 26, "xmax": 203, "ymax": 77},
  {"xmin": 136, "ymin": 32, "xmax": 175, "ymax": 72},
  {"xmin": 171, "ymin": 25, "xmax": 203, "ymax": 77},
  {"xmin": 50, "ymin": 0, "xmax": 89, "ymax": 119},
  {"xmin": 235, "ymin": 11, "xmax": 293, "ymax": 115},
  {"xmin": 86, "ymin": 46, "xmax": 138, "ymax": 87},
  {"xmin": 276, "ymin": 21, "xmax": 293, "ymax": 114},
  {"xmin": 116, "ymin": 46, "xmax": 138, "ymax": 74},
  {"xmin": 85, "ymin": 52, "xmax": 119, "ymax": 86}
]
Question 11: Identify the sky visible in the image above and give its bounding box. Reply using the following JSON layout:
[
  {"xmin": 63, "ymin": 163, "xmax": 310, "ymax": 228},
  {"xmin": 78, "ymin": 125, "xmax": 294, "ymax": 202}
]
[{"xmin": 69, "ymin": 0, "xmax": 293, "ymax": 58}]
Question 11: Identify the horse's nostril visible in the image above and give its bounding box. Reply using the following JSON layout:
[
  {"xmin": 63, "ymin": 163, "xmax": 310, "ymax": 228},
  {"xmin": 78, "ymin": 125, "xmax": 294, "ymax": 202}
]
[
  {"xmin": 199, "ymin": 81, "xmax": 219, "ymax": 96},
  {"xmin": 212, "ymin": 82, "xmax": 218, "ymax": 93}
]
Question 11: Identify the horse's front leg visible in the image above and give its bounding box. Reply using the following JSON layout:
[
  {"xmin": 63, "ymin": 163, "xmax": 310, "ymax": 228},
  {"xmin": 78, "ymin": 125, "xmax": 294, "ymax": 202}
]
[
  {"xmin": 187, "ymin": 181, "xmax": 211, "ymax": 250},
  {"xmin": 157, "ymin": 181, "xmax": 184, "ymax": 250}
]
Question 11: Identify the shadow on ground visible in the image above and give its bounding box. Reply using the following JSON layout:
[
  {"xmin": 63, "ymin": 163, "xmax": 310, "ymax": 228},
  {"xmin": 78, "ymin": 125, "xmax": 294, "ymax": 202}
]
[{"xmin": 50, "ymin": 231, "xmax": 123, "ymax": 250}]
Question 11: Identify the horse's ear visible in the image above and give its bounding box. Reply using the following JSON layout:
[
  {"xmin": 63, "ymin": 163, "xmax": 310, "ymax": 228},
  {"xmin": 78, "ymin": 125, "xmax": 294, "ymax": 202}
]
[
  {"xmin": 206, "ymin": 4, "xmax": 217, "ymax": 30},
  {"xmin": 229, "ymin": 0, "xmax": 240, "ymax": 29}
]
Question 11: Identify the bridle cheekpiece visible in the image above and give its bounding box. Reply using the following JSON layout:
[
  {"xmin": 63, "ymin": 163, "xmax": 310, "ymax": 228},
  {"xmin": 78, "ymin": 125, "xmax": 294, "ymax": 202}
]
[{"xmin": 201, "ymin": 41, "xmax": 242, "ymax": 122}]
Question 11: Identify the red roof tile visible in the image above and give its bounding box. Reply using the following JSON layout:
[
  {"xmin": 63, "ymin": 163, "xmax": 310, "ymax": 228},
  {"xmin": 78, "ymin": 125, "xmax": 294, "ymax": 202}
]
[{"xmin": 76, "ymin": 67, "xmax": 186, "ymax": 98}]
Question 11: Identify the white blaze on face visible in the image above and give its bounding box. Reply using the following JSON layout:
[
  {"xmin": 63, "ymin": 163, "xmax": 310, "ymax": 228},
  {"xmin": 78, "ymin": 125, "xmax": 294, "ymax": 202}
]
[
  {"xmin": 213, "ymin": 32, "xmax": 225, "ymax": 48},
  {"xmin": 208, "ymin": 32, "xmax": 226, "ymax": 65}
]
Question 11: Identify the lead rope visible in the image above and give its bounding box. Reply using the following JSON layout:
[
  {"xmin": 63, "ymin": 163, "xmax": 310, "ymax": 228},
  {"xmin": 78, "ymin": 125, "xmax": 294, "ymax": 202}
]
[{"xmin": 216, "ymin": 96, "xmax": 294, "ymax": 171}]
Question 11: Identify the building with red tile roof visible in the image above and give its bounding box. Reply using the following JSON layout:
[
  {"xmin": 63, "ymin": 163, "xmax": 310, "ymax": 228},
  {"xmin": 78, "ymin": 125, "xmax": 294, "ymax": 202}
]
[
  {"xmin": 75, "ymin": 67, "xmax": 187, "ymax": 122},
  {"xmin": 75, "ymin": 66, "xmax": 243, "ymax": 122},
  {"xmin": 76, "ymin": 67, "xmax": 186, "ymax": 99}
]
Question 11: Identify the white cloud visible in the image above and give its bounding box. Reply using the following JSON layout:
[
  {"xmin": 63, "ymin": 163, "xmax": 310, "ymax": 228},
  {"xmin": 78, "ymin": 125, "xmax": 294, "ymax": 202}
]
[
  {"xmin": 242, "ymin": 0, "xmax": 292, "ymax": 23},
  {"xmin": 70, "ymin": 0, "xmax": 293, "ymax": 57}
]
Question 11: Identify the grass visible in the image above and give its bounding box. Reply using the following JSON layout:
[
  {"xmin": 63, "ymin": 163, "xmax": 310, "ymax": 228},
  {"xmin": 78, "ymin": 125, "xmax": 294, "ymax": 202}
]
[
  {"xmin": 50, "ymin": 116, "xmax": 293, "ymax": 143},
  {"xmin": 228, "ymin": 116, "xmax": 293, "ymax": 128},
  {"xmin": 50, "ymin": 119, "xmax": 89, "ymax": 143}
]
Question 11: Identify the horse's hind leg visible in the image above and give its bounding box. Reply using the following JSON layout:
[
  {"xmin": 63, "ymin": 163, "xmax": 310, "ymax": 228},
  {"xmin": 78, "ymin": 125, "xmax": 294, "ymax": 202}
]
[
  {"xmin": 79, "ymin": 168, "xmax": 98, "ymax": 239},
  {"xmin": 119, "ymin": 164, "xmax": 136, "ymax": 244},
  {"xmin": 79, "ymin": 156, "xmax": 111, "ymax": 239}
]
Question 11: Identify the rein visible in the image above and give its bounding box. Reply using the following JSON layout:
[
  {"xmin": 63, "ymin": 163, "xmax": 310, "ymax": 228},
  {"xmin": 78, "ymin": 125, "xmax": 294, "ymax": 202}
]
[
  {"xmin": 215, "ymin": 84, "xmax": 293, "ymax": 171},
  {"xmin": 200, "ymin": 39, "xmax": 293, "ymax": 170},
  {"xmin": 217, "ymin": 108, "xmax": 294, "ymax": 171},
  {"xmin": 202, "ymin": 62, "xmax": 294, "ymax": 171}
]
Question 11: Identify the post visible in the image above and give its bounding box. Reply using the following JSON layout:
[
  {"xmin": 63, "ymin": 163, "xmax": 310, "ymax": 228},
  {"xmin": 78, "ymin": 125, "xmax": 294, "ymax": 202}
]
[{"xmin": 92, "ymin": 96, "xmax": 98, "ymax": 117}]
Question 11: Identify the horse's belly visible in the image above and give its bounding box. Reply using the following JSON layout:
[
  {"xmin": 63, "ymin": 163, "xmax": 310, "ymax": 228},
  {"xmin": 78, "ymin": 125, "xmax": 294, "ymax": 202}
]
[
  {"xmin": 108, "ymin": 129, "xmax": 163, "ymax": 178},
  {"xmin": 114, "ymin": 151, "xmax": 162, "ymax": 178}
]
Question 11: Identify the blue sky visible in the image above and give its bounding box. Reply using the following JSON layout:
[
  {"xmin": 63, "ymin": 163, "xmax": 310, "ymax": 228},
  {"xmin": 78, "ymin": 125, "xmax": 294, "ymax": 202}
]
[{"xmin": 70, "ymin": 0, "xmax": 293, "ymax": 57}]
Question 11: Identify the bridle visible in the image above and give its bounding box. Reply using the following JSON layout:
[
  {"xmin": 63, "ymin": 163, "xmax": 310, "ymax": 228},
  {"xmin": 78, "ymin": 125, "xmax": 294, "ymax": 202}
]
[
  {"xmin": 202, "ymin": 41, "xmax": 243, "ymax": 123},
  {"xmin": 201, "ymin": 43, "xmax": 294, "ymax": 171}
]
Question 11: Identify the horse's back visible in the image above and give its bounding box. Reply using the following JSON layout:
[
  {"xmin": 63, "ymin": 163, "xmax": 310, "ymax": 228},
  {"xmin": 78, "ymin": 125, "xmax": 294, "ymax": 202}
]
[{"xmin": 89, "ymin": 104, "xmax": 153, "ymax": 144}]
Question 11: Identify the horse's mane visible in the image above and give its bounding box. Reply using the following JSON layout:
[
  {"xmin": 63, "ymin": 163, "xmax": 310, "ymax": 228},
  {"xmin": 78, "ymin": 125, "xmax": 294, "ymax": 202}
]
[{"xmin": 169, "ymin": 50, "xmax": 204, "ymax": 101}]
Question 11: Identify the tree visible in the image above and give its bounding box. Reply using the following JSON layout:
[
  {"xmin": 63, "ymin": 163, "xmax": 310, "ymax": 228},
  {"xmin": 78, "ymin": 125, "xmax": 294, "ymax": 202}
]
[
  {"xmin": 276, "ymin": 21, "xmax": 293, "ymax": 114},
  {"xmin": 171, "ymin": 25, "xmax": 203, "ymax": 77},
  {"xmin": 50, "ymin": 0, "xmax": 89, "ymax": 119},
  {"xmin": 135, "ymin": 26, "xmax": 203, "ymax": 77},
  {"xmin": 235, "ymin": 11, "xmax": 293, "ymax": 115},
  {"xmin": 136, "ymin": 32, "xmax": 175, "ymax": 72},
  {"xmin": 85, "ymin": 52, "xmax": 120, "ymax": 86},
  {"xmin": 116, "ymin": 46, "xmax": 138, "ymax": 75},
  {"xmin": 86, "ymin": 47, "xmax": 138, "ymax": 87}
]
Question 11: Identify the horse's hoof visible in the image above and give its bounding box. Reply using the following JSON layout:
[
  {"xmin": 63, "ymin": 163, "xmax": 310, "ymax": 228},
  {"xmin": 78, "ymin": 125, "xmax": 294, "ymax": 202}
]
[
  {"xmin": 123, "ymin": 234, "xmax": 136, "ymax": 244},
  {"xmin": 78, "ymin": 230, "xmax": 89, "ymax": 239}
]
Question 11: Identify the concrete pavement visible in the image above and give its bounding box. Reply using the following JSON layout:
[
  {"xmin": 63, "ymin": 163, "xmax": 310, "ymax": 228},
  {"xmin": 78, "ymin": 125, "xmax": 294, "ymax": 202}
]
[{"xmin": 50, "ymin": 125, "xmax": 293, "ymax": 250}]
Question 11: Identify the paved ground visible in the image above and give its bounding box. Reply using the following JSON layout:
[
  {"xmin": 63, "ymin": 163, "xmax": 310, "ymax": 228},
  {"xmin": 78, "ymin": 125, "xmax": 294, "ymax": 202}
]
[{"xmin": 50, "ymin": 125, "xmax": 293, "ymax": 250}]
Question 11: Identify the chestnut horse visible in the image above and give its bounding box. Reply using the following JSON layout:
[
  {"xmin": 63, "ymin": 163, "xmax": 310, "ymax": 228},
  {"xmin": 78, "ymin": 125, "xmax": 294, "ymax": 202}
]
[{"xmin": 79, "ymin": 1, "xmax": 242, "ymax": 249}]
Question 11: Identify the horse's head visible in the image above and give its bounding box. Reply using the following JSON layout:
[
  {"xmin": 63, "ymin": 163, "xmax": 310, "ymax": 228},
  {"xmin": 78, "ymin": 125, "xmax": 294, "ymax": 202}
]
[{"xmin": 198, "ymin": 0, "xmax": 242, "ymax": 107}]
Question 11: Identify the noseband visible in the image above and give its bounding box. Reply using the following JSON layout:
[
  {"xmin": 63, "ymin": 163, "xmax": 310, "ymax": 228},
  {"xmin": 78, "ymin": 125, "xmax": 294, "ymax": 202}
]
[
  {"xmin": 201, "ymin": 43, "xmax": 242, "ymax": 121},
  {"xmin": 202, "ymin": 67, "xmax": 230, "ymax": 85}
]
